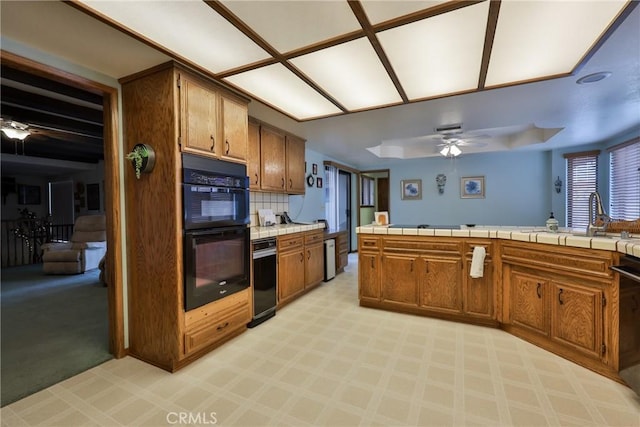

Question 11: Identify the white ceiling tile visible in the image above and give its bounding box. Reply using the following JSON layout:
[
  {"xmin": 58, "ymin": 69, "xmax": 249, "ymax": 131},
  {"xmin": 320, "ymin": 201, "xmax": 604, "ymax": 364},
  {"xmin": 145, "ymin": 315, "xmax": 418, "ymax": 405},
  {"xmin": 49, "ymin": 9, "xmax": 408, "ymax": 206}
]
[
  {"xmin": 220, "ymin": 0, "xmax": 361, "ymax": 53},
  {"xmin": 224, "ymin": 64, "xmax": 342, "ymax": 120},
  {"xmin": 360, "ymin": 1, "xmax": 449, "ymax": 25},
  {"xmin": 291, "ymin": 38, "xmax": 402, "ymax": 111},
  {"xmin": 79, "ymin": 0, "xmax": 269, "ymax": 73},
  {"xmin": 485, "ymin": 0, "xmax": 628, "ymax": 86},
  {"xmin": 377, "ymin": 1, "xmax": 490, "ymax": 100}
]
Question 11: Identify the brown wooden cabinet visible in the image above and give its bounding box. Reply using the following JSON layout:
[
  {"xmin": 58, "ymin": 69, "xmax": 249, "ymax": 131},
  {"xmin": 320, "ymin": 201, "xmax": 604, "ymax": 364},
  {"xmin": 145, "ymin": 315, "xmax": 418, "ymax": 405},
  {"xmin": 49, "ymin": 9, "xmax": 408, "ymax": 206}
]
[
  {"xmin": 509, "ymin": 270, "xmax": 549, "ymax": 337},
  {"xmin": 381, "ymin": 254, "xmax": 418, "ymax": 305},
  {"xmin": 336, "ymin": 231, "xmax": 349, "ymax": 272},
  {"xmin": 358, "ymin": 236, "xmax": 380, "ymax": 302},
  {"xmin": 277, "ymin": 230, "xmax": 324, "ymax": 306},
  {"xmin": 248, "ymin": 121, "xmax": 261, "ymax": 190},
  {"xmin": 304, "ymin": 230, "xmax": 324, "ymax": 287},
  {"xmin": 220, "ymin": 94, "xmax": 248, "ymax": 163},
  {"xmin": 420, "ymin": 257, "xmax": 462, "ymax": 314},
  {"xmin": 181, "ymin": 73, "xmax": 218, "ymax": 157},
  {"xmin": 550, "ymin": 280, "xmax": 603, "ymax": 360},
  {"xmin": 120, "ymin": 62, "xmax": 251, "ymax": 372},
  {"xmin": 247, "ymin": 118, "xmax": 306, "ymax": 194},
  {"xmin": 260, "ymin": 126, "xmax": 286, "ymax": 191},
  {"xmin": 463, "ymin": 241, "xmax": 494, "ymax": 320},
  {"xmin": 285, "ymin": 135, "xmax": 305, "ymax": 194}
]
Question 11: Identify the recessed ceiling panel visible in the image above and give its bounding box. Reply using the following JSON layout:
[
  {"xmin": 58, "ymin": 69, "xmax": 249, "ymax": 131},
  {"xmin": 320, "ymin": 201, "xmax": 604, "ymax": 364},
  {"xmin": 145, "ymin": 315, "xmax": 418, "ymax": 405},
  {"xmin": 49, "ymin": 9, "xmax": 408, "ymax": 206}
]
[
  {"xmin": 220, "ymin": 0, "xmax": 361, "ymax": 53},
  {"xmin": 290, "ymin": 38, "xmax": 402, "ymax": 111},
  {"xmin": 360, "ymin": 1, "xmax": 448, "ymax": 25},
  {"xmin": 224, "ymin": 64, "xmax": 342, "ymax": 120},
  {"xmin": 485, "ymin": 0, "xmax": 628, "ymax": 86},
  {"xmin": 377, "ymin": 1, "xmax": 490, "ymax": 100},
  {"xmin": 79, "ymin": 0, "xmax": 269, "ymax": 73}
]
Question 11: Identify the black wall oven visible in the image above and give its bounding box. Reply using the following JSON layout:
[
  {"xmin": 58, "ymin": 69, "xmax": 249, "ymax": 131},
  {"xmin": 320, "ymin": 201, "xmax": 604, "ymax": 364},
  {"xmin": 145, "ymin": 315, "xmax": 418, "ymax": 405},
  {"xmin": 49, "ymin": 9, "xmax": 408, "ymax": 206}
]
[{"xmin": 182, "ymin": 154, "xmax": 250, "ymax": 311}]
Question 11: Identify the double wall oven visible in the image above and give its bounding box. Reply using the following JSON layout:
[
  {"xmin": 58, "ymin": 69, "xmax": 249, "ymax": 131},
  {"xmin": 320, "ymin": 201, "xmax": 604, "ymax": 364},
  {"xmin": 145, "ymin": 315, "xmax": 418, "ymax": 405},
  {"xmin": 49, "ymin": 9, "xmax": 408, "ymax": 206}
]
[{"xmin": 182, "ymin": 154, "xmax": 250, "ymax": 311}]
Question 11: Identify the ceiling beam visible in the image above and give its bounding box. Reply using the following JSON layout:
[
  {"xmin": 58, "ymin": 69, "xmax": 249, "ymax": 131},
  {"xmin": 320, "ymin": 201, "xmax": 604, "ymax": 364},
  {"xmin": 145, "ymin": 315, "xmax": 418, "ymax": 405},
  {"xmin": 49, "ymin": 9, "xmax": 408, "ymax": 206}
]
[
  {"xmin": 348, "ymin": 0, "xmax": 409, "ymax": 103},
  {"xmin": 478, "ymin": 0, "xmax": 501, "ymax": 90}
]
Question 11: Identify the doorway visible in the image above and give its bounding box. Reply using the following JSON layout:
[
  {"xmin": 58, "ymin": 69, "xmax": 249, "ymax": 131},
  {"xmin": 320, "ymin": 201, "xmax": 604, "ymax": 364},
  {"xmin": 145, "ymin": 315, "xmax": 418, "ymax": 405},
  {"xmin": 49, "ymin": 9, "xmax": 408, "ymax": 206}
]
[
  {"xmin": 359, "ymin": 169, "xmax": 390, "ymax": 226},
  {"xmin": 0, "ymin": 52, "xmax": 125, "ymax": 403},
  {"xmin": 338, "ymin": 170, "xmax": 352, "ymax": 250}
]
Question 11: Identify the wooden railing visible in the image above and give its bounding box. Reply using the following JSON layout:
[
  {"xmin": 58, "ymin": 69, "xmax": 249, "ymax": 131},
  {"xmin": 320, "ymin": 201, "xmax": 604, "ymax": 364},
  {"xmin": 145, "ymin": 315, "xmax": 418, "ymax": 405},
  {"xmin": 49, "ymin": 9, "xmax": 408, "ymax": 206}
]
[{"xmin": 1, "ymin": 219, "xmax": 74, "ymax": 268}]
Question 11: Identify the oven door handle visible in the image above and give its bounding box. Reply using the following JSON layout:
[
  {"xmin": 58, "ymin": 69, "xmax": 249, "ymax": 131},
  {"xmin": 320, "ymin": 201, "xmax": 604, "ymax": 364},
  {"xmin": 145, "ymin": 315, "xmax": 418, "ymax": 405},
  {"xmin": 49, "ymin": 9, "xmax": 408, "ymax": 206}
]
[{"xmin": 253, "ymin": 248, "xmax": 277, "ymax": 259}]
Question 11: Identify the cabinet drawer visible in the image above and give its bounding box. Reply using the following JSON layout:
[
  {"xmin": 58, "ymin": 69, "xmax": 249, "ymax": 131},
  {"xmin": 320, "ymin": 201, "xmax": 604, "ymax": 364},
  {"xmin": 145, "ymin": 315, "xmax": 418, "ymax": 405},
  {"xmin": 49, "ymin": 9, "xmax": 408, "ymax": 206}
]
[
  {"xmin": 383, "ymin": 237, "xmax": 461, "ymax": 255},
  {"xmin": 184, "ymin": 289, "xmax": 249, "ymax": 328},
  {"xmin": 305, "ymin": 230, "xmax": 324, "ymax": 245},
  {"xmin": 359, "ymin": 236, "xmax": 380, "ymax": 250},
  {"xmin": 278, "ymin": 234, "xmax": 304, "ymax": 252},
  {"xmin": 184, "ymin": 304, "xmax": 250, "ymax": 354}
]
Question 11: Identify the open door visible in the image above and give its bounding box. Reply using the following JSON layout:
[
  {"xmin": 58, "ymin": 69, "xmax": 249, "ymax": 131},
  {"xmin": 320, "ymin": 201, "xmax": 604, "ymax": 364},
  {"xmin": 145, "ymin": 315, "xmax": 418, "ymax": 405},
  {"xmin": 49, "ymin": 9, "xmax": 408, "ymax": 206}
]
[{"xmin": 359, "ymin": 169, "xmax": 390, "ymax": 226}]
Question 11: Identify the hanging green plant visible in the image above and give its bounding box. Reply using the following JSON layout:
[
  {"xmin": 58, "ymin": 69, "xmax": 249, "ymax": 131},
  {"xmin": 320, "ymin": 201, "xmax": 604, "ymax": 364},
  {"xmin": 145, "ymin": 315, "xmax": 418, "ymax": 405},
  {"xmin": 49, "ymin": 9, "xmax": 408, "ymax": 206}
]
[{"xmin": 125, "ymin": 143, "xmax": 155, "ymax": 179}]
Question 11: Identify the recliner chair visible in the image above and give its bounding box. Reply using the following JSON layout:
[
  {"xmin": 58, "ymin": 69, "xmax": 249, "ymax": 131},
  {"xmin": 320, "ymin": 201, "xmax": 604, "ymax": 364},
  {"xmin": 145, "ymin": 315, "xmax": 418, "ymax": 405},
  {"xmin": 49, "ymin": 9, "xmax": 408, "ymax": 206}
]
[{"xmin": 41, "ymin": 215, "xmax": 107, "ymax": 275}]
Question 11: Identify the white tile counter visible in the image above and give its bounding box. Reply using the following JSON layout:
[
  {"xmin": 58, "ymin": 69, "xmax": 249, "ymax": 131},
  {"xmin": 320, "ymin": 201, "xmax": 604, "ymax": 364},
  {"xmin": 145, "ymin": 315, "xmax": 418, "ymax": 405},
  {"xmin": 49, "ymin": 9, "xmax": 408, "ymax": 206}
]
[
  {"xmin": 250, "ymin": 223, "xmax": 325, "ymax": 240},
  {"xmin": 356, "ymin": 225, "xmax": 640, "ymax": 257}
]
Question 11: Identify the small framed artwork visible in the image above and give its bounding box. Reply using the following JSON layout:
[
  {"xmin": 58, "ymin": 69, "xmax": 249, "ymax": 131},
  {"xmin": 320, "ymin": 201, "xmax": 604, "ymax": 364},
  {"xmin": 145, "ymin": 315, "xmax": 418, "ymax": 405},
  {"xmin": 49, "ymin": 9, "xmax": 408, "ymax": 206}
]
[
  {"xmin": 461, "ymin": 176, "xmax": 485, "ymax": 198},
  {"xmin": 316, "ymin": 177, "xmax": 323, "ymax": 188},
  {"xmin": 401, "ymin": 179, "xmax": 422, "ymax": 200},
  {"xmin": 312, "ymin": 163, "xmax": 318, "ymax": 175},
  {"xmin": 374, "ymin": 211, "xmax": 389, "ymax": 225}
]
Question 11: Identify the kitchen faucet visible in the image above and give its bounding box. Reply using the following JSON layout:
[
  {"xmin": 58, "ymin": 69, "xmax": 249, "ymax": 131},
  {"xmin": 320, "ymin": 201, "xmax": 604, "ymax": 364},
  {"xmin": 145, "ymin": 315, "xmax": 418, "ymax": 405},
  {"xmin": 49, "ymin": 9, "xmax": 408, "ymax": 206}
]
[{"xmin": 586, "ymin": 191, "xmax": 610, "ymax": 237}]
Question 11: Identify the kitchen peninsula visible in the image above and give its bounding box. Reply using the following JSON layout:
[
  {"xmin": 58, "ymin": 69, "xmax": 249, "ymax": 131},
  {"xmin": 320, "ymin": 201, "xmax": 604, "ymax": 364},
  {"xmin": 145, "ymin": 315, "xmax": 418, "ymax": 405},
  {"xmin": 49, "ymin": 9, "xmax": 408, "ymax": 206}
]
[{"xmin": 357, "ymin": 225, "xmax": 640, "ymax": 384}]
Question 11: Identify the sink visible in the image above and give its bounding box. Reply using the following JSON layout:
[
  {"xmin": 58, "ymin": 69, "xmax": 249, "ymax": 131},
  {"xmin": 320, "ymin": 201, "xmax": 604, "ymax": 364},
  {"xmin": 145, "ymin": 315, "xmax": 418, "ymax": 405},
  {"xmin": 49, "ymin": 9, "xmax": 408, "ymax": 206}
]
[{"xmin": 569, "ymin": 233, "xmax": 616, "ymax": 239}]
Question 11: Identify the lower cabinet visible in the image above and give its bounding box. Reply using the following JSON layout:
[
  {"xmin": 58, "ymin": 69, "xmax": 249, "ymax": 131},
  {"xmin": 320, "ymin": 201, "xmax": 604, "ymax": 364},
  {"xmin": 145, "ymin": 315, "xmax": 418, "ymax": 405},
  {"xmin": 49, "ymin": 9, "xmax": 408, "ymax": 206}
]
[
  {"xmin": 183, "ymin": 289, "xmax": 251, "ymax": 356},
  {"xmin": 620, "ymin": 284, "xmax": 640, "ymax": 368},
  {"xmin": 509, "ymin": 270, "xmax": 549, "ymax": 337},
  {"xmin": 359, "ymin": 236, "xmax": 381, "ymax": 302},
  {"xmin": 419, "ymin": 257, "xmax": 462, "ymax": 314},
  {"xmin": 381, "ymin": 254, "xmax": 418, "ymax": 305},
  {"xmin": 278, "ymin": 230, "xmax": 324, "ymax": 306}
]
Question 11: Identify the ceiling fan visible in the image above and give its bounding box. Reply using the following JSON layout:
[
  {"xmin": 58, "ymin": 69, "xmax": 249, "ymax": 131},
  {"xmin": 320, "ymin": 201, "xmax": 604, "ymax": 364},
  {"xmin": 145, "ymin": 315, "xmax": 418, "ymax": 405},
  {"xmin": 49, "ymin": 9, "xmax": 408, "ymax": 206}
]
[{"xmin": 428, "ymin": 124, "xmax": 489, "ymax": 157}]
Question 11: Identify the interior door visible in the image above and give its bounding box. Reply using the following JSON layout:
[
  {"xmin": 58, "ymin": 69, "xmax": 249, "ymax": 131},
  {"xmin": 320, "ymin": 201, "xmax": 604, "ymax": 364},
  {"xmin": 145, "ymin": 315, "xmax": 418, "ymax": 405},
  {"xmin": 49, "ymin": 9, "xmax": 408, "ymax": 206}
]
[
  {"xmin": 338, "ymin": 170, "xmax": 351, "ymax": 250},
  {"xmin": 48, "ymin": 181, "xmax": 74, "ymax": 225}
]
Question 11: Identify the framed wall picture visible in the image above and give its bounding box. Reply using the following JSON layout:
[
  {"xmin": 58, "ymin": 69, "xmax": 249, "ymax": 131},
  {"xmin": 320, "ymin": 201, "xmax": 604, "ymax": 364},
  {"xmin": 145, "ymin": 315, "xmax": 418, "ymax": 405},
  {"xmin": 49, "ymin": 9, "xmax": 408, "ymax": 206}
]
[
  {"xmin": 316, "ymin": 177, "xmax": 323, "ymax": 188},
  {"xmin": 401, "ymin": 179, "xmax": 422, "ymax": 200},
  {"xmin": 312, "ymin": 163, "xmax": 318, "ymax": 175},
  {"xmin": 461, "ymin": 176, "xmax": 485, "ymax": 198}
]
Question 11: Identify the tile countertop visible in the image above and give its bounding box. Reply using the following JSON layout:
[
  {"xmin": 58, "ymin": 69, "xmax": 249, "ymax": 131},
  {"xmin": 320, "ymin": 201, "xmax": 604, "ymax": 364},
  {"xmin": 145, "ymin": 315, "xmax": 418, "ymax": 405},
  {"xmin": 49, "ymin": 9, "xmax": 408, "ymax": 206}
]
[
  {"xmin": 356, "ymin": 225, "xmax": 640, "ymax": 258},
  {"xmin": 250, "ymin": 223, "xmax": 326, "ymax": 240}
]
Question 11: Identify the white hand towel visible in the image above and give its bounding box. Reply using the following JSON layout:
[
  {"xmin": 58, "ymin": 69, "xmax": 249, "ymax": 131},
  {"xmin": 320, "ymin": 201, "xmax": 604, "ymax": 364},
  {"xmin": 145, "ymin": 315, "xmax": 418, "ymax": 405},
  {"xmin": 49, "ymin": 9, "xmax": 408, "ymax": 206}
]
[{"xmin": 470, "ymin": 246, "xmax": 486, "ymax": 278}]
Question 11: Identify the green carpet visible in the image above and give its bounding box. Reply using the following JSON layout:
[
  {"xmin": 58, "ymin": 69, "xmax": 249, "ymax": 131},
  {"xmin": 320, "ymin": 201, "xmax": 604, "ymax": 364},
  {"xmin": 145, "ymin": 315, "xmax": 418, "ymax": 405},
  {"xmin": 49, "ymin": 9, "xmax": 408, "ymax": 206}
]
[{"xmin": 1, "ymin": 264, "xmax": 112, "ymax": 407}]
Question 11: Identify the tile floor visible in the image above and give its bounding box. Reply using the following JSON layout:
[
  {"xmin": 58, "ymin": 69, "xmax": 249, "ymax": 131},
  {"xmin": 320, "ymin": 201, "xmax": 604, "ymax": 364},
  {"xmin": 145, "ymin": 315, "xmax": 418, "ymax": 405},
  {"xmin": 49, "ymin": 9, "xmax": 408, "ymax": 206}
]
[{"xmin": 2, "ymin": 255, "xmax": 640, "ymax": 426}]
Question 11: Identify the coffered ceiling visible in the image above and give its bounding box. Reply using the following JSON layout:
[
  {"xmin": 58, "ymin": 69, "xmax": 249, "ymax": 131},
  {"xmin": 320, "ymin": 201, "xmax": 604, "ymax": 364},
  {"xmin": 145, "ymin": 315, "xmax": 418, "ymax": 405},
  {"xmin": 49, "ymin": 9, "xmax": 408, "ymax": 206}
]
[
  {"xmin": 1, "ymin": 1, "xmax": 639, "ymax": 169},
  {"xmin": 75, "ymin": 0, "xmax": 633, "ymax": 121}
]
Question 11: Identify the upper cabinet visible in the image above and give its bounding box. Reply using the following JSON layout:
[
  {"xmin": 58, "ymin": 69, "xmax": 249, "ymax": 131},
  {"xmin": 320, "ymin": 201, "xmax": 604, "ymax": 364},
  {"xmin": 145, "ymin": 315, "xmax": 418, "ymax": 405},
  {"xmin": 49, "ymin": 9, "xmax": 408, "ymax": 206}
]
[
  {"xmin": 248, "ymin": 118, "xmax": 306, "ymax": 195},
  {"xmin": 179, "ymin": 71, "xmax": 248, "ymax": 164}
]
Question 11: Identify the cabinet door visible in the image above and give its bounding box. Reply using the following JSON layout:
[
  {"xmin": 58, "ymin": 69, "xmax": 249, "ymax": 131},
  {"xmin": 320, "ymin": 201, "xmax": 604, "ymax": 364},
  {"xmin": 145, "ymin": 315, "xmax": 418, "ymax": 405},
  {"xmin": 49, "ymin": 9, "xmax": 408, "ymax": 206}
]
[
  {"xmin": 464, "ymin": 258, "xmax": 493, "ymax": 319},
  {"xmin": 181, "ymin": 76, "xmax": 218, "ymax": 156},
  {"xmin": 510, "ymin": 271, "xmax": 548, "ymax": 337},
  {"xmin": 305, "ymin": 243, "xmax": 324, "ymax": 287},
  {"xmin": 220, "ymin": 95, "xmax": 247, "ymax": 163},
  {"xmin": 285, "ymin": 135, "xmax": 305, "ymax": 194},
  {"xmin": 248, "ymin": 121, "xmax": 261, "ymax": 190},
  {"xmin": 260, "ymin": 126, "xmax": 286, "ymax": 191},
  {"xmin": 381, "ymin": 254, "xmax": 417, "ymax": 305},
  {"xmin": 419, "ymin": 257, "xmax": 463, "ymax": 314},
  {"xmin": 359, "ymin": 252, "xmax": 380, "ymax": 300},
  {"xmin": 336, "ymin": 232, "xmax": 349, "ymax": 271},
  {"xmin": 278, "ymin": 250, "xmax": 305, "ymax": 303},
  {"xmin": 551, "ymin": 280, "xmax": 603, "ymax": 360}
]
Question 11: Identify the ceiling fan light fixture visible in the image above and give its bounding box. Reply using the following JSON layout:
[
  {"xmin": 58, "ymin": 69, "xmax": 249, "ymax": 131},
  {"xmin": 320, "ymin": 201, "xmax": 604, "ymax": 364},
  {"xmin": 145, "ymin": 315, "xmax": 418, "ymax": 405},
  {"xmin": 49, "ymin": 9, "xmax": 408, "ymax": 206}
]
[
  {"xmin": 1, "ymin": 121, "xmax": 31, "ymax": 141},
  {"xmin": 440, "ymin": 144, "xmax": 462, "ymax": 157}
]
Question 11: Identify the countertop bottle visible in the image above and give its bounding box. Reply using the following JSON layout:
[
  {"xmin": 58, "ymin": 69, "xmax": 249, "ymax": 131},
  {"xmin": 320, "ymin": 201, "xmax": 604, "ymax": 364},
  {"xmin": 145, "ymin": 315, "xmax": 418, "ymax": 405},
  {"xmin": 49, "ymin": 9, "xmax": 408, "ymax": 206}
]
[{"xmin": 546, "ymin": 212, "xmax": 559, "ymax": 233}]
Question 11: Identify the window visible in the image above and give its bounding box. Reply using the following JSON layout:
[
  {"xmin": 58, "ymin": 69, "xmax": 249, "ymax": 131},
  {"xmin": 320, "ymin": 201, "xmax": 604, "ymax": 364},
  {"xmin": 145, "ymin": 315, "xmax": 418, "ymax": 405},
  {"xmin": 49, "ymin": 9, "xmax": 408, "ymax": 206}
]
[
  {"xmin": 609, "ymin": 139, "xmax": 640, "ymax": 220},
  {"xmin": 565, "ymin": 150, "xmax": 599, "ymax": 229},
  {"xmin": 361, "ymin": 176, "xmax": 374, "ymax": 206}
]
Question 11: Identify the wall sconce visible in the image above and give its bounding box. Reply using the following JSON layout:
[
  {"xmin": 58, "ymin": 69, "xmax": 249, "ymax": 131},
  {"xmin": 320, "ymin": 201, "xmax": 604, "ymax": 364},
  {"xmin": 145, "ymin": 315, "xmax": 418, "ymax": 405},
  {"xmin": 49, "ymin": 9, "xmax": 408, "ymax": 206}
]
[
  {"xmin": 436, "ymin": 173, "xmax": 447, "ymax": 194},
  {"xmin": 554, "ymin": 176, "xmax": 562, "ymax": 194}
]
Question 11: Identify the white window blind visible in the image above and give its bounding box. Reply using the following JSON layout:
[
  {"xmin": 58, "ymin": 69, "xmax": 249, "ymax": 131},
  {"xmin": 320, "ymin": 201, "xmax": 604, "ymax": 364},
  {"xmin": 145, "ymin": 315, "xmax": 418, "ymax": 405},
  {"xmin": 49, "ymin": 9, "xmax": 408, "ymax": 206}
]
[
  {"xmin": 609, "ymin": 139, "xmax": 640, "ymax": 220},
  {"xmin": 565, "ymin": 150, "xmax": 599, "ymax": 229}
]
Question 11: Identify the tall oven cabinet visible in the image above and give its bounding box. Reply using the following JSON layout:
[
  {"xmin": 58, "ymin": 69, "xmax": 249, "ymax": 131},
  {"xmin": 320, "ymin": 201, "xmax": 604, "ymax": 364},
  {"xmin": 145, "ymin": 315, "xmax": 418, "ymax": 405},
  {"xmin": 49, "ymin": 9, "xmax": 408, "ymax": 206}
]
[{"xmin": 120, "ymin": 62, "xmax": 251, "ymax": 372}]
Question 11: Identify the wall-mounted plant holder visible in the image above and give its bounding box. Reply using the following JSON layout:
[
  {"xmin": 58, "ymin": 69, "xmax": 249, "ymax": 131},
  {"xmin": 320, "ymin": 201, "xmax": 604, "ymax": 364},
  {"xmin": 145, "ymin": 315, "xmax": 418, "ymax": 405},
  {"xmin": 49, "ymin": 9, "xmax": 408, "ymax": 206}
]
[{"xmin": 126, "ymin": 143, "xmax": 155, "ymax": 179}]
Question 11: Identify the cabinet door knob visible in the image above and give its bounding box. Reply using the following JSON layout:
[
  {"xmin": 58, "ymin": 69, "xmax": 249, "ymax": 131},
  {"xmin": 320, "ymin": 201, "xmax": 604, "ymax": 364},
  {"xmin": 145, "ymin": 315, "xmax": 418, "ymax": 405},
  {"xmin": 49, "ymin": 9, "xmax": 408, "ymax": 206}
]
[
  {"xmin": 210, "ymin": 135, "xmax": 215, "ymax": 151},
  {"xmin": 225, "ymin": 139, "xmax": 230, "ymax": 154},
  {"xmin": 254, "ymin": 173, "xmax": 259, "ymax": 184},
  {"xmin": 299, "ymin": 253, "xmax": 303, "ymax": 262},
  {"xmin": 289, "ymin": 179, "xmax": 293, "ymax": 188},
  {"xmin": 558, "ymin": 288, "xmax": 564, "ymax": 305},
  {"xmin": 216, "ymin": 321, "xmax": 229, "ymax": 331},
  {"xmin": 307, "ymin": 250, "xmax": 311, "ymax": 260},
  {"xmin": 281, "ymin": 178, "xmax": 285, "ymax": 188},
  {"xmin": 536, "ymin": 283, "xmax": 542, "ymax": 299}
]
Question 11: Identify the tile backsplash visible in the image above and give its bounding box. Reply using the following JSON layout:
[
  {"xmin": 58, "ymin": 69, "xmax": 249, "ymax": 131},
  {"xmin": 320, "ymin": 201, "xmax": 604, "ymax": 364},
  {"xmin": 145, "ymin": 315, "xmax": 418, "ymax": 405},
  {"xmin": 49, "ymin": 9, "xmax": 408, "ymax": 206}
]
[{"xmin": 250, "ymin": 191, "xmax": 289, "ymax": 227}]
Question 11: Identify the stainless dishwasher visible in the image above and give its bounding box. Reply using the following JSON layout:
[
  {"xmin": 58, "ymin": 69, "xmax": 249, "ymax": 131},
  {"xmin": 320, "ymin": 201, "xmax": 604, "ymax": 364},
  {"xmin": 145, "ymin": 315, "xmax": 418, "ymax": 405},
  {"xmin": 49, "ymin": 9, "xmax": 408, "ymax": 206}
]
[{"xmin": 248, "ymin": 237, "xmax": 277, "ymax": 328}]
